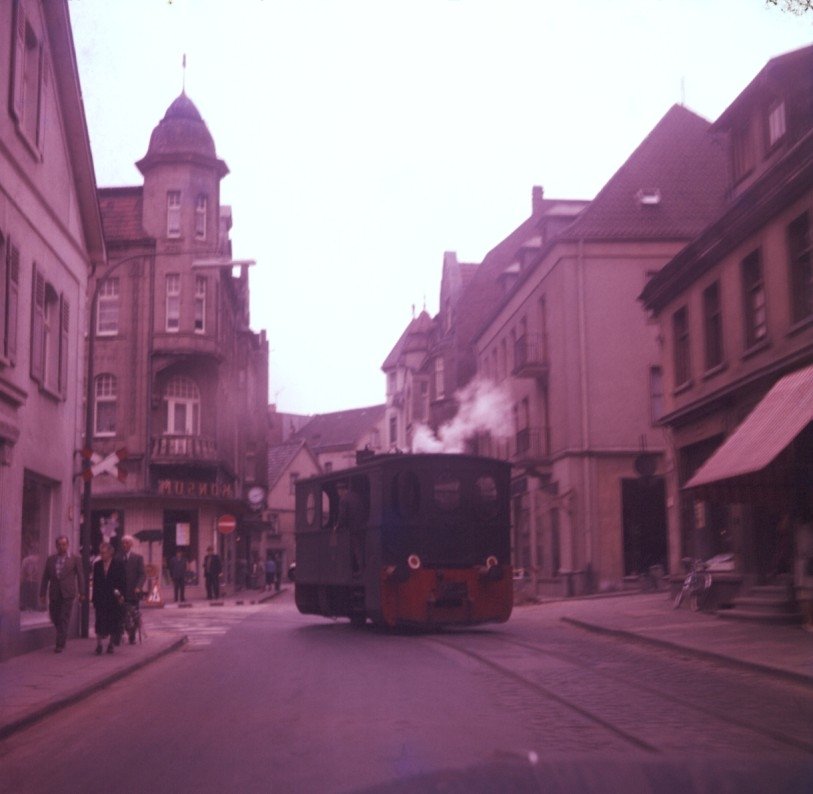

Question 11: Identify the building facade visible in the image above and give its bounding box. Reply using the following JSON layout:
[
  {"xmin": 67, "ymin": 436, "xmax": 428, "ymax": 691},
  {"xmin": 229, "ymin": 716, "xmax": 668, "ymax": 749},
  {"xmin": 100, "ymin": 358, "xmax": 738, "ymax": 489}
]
[
  {"xmin": 0, "ymin": 0, "xmax": 106, "ymax": 658},
  {"xmin": 640, "ymin": 45, "xmax": 813, "ymax": 591},
  {"xmin": 88, "ymin": 92, "xmax": 268, "ymax": 600},
  {"xmin": 475, "ymin": 106, "xmax": 729, "ymax": 596}
]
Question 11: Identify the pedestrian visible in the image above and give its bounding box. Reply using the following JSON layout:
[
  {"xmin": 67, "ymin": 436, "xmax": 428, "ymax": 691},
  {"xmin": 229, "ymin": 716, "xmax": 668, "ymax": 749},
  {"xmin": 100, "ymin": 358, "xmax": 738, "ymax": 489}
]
[
  {"xmin": 204, "ymin": 545, "xmax": 223, "ymax": 599},
  {"xmin": 168, "ymin": 549, "xmax": 188, "ymax": 603},
  {"xmin": 264, "ymin": 555, "xmax": 277, "ymax": 592},
  {"xmin": 92, "ymin": 542, "xmax": 126, "ymax": 654},
  {"xmin": 118, "ymin": 535, "xmax": 146, "ymax": 644},
  {"xmin": 251, "ymin": 555, "xmax": 264, "ymax": 589},
  {"xmin": 39, "ymin": 535, "xmax": 85, "ymax": 653}
]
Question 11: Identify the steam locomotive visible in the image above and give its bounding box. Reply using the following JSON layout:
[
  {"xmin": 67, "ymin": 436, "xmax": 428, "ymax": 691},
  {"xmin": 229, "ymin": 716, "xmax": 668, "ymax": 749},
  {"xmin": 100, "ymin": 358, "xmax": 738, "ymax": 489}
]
[{"xmin": 293, "ymin": 452, "xmax": 513, "ymax": 628}]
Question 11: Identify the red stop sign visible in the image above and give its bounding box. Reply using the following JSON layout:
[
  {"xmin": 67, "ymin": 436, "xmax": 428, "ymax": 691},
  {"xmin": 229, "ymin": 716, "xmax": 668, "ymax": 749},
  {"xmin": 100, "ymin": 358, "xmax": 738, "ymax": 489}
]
[{"xmin": 217, "ymin": 514, "xmax": 237, "ymax": 535}]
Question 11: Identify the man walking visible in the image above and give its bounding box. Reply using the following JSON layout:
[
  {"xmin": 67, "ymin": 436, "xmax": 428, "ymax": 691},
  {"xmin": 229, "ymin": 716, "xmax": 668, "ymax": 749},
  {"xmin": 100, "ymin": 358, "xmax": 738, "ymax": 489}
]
[
  {"xmin": 168, "ymin": 549, "xmax": 188, "ymax": 603},
  {"xmin": 119, "ymin": 535, "xmax": 146, "ymax": 644},
  {"xmin": 203, "ymin": 545, "xmax": 222, "ymax": 600},
  {"xmin": 40, "ymin": 535, "xmax": 85, "ymax": 653}
]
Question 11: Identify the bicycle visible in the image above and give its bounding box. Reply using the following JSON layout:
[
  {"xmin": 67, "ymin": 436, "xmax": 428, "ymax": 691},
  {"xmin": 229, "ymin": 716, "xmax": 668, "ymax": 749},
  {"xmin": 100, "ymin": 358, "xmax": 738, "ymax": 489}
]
[{"xmin": 673, "ymin": 557, "xmax": 712, "ymax": 611}]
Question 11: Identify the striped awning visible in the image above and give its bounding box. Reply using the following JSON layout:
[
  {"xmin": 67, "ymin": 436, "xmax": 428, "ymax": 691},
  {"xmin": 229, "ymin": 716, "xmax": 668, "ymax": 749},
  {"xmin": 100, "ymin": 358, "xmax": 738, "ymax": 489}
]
[{"xmin": 684, "ymin": 363, "xmax": 813, "ymax": 490}]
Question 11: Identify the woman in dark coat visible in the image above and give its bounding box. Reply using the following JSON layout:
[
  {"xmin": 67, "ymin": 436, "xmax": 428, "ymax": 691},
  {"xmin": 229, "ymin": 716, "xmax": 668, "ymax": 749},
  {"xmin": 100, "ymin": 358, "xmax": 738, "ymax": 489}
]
[{"xmin": 92, "ymin": 542, "xmax": 126, "ymax": 654}]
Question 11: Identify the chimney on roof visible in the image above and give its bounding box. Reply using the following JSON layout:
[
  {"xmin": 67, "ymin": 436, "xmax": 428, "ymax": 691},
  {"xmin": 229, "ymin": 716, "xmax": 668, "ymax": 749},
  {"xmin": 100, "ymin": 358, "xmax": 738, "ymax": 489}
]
[{"xmin": 532, "ymin": 185, "xmax": 544, "ymax": 215}]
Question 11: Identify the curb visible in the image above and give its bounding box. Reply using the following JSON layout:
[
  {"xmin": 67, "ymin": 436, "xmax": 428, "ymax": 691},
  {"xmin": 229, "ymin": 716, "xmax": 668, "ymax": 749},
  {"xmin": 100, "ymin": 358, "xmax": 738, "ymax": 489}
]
[
  {"xmin": 561, "ymin": 617, "xmax": 813, "ymax": 689},
  {"xmin": 0, "ymin": 636, "xmax": 188, "ymax": 741}
]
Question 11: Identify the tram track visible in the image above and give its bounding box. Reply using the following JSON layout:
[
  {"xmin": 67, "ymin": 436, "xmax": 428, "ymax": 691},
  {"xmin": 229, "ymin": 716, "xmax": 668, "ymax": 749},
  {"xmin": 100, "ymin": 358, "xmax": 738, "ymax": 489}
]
[{"xmin": 426, "ymin": 630, "xmax": 813, "ymax": 756}]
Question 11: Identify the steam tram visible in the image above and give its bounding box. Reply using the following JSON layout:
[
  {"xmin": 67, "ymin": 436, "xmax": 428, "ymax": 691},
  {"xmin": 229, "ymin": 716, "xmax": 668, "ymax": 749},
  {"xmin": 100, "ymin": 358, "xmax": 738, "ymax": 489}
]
[{"xmin": 294, "ymin": 453, "xmax": 513, "ymax": 628}]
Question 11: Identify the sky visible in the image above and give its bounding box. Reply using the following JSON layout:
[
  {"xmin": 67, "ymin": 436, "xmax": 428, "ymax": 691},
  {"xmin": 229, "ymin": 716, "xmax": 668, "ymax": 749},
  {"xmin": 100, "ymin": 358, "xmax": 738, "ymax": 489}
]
[{"xmin": 67, "ymin": 0, "xmax": 813, "ymax": 416}]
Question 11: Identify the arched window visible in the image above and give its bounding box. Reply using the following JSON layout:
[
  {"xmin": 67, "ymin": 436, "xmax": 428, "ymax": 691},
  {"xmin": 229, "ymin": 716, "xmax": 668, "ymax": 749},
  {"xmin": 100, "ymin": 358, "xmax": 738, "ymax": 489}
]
[
  {"xmin": 163, "ymin": 376, "xmax": 200, "ymax": 435},
  {"xmin": 94, "ymin": 373, "xmax": 117, "ymax": 436}
]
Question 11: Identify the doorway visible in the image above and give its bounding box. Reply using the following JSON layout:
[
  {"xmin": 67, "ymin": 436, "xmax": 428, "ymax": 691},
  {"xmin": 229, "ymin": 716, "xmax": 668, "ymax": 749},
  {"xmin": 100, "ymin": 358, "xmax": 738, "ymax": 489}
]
[{"xmin": 622, "ymin": 477, "xmax": 667, "ymax": 576}]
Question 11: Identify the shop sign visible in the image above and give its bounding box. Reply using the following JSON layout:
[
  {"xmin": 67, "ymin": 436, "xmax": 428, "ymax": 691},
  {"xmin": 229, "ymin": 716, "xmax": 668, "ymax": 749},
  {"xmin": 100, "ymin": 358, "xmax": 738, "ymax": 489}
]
[{"xmin": 156, "ymin": 478, "xmax": 235, "ymax": 499}]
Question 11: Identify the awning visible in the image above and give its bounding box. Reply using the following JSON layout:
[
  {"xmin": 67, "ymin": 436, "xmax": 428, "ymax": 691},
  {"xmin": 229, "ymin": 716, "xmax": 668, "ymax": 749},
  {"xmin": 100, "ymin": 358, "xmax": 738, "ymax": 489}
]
[{"xmin": 684, "ymin": 363, "xmax": 813, "ymax": 490}]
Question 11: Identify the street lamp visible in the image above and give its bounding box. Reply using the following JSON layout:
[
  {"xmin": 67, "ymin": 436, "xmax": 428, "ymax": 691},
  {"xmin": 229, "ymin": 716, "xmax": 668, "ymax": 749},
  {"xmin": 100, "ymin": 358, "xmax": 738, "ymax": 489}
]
[{"xmin": 80, "ymin": 252, "xmax": 248, "ymax": 636}]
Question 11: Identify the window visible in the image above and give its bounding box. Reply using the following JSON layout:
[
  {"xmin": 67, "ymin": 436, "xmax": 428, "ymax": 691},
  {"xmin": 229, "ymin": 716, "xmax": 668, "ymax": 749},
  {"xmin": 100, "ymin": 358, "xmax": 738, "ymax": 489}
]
[
  {"xmin": 10, "ymin": 2, "xmax": 48, "ymax": 155},
  {"xmin": 1, "ymin": 234, "xmax": 20, "ymax": 365},
  {"xmin": 434, "ymin": 357, "xmax": 445, "ymax": 400},
  {"xmin": 434, "ymin": 474, "xmax": 461, "ymax": 512},
  {"xmin": 767, "ymin": 99, "xmax": 786, "ymax": 148},
  {"xmin": 389, "ymin": 415, "xmax": 397, "ymax": 446},
  {"xmin": 162, "ymin": 376, "xmax": 200, "ymax": 435},
  {"xmin": 788, "ymin": 212, "xmax": 813, "ymax": 324},
  {"xmin": 741, "ymin": 250, "xmax": 767, "ymax": 347},
  {"xmin": 20, "ymin": 472, "xmax": 54, "ymax": 612},
  {"xmin": 650, "ymin": 366, "xmax": 664, "ymax": 424},
  {"xmin": 96, "ymin": 277, "xmax": 119, "ymax": 336},
  {"xmin": 94, "ymin": 374, "xmax": 117, "ymax": 436},
  {"xmin": 702, "ymin": 281, "xmax": 724, "ymax": 370},
  {"xmin": 195, "ymin": 194, "xmax": 207, "ymax": 239},
  {"xmin": 194, "ymin": 276, "xmax": 206, "ymax": 333},
  {"xmin": 732, "ymin": 123, "xmax": 755, "ymax": 182},
  {"xmin": 167, "ymin": 191, "xmax": 181, "ymax": 238},
  {"xmin": 672, "ymin": 306, "xmax": 691, "ymax": 387},
  {"xmin": 31, "ymin": 266, "xmax": 69, "ymax": 398},
  {"xmin": 166, "ymin": 274, "xmax": 180, "ymax": 331}
]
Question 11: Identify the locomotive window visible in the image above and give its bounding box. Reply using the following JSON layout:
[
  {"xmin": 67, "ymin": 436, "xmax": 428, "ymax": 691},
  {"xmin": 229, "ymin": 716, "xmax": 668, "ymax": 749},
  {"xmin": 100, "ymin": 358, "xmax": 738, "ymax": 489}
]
[
  {"xmin": 475, "ymin": 475, "xmax": 499, "ymax": 517},
  {"xmin": 391, "ymin": 470, "xmax": 420, "ymax": 518},
  {"xmin": 434, "ymin": 475, "xmax": 461, "ymax": 512},
  {"xmin": 321, "ymin": 487, "xmax": 332, "ymax": 529},
  {"xmin": 305, "ymin": 491, "xmax": 317, "ymax": 526}
]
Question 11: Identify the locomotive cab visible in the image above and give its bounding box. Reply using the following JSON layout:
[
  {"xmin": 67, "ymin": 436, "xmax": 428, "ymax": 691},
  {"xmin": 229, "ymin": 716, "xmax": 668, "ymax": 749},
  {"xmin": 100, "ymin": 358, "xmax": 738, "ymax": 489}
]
[{"xmin": 294, "ymin": 453, "xmax": 512, "ymax": 628}]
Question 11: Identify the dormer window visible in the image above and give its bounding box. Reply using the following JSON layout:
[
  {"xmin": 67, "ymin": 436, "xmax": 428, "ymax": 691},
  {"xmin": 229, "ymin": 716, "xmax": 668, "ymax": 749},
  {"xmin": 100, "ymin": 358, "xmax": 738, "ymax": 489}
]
[
  {"xmin": 767, "ymin": 99, "xmax": 786, "ymax": 149},
  {"xmin": 636, "ymin": 188, "xmax": 661, "ymax": 206},
  {"xmin": 732, "ymin": 122, "xmax": 755, "ymax": 182}
]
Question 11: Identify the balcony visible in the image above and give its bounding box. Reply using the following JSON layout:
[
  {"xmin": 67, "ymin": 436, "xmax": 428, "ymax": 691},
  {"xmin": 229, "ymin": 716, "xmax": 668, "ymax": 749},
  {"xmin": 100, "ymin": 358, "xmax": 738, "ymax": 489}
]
[
  {"xmin": 513, "ymin": 335, "xmax": 548, "ymax": 382},
  {"xmin": 151, "ymin": 434, "xmax": 218, "ymax": 464},
  {"xmin": 511, "ymin": 427, "xmax": 549, "ymax": 466}
]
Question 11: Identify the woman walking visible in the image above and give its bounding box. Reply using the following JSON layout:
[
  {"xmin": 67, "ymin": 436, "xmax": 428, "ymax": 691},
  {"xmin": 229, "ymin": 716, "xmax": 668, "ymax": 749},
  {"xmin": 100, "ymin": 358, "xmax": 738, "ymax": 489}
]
[{"xmin": 92, "ymin": 542, "xmax": 126, "ymax": 654}]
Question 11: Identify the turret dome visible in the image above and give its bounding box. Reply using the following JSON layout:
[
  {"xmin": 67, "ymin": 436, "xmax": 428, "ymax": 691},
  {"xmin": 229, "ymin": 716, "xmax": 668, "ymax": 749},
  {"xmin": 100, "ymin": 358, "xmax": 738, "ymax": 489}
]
[{"xmin": 136, "ymin": 92, "xmax": 228, "ymax": 177}]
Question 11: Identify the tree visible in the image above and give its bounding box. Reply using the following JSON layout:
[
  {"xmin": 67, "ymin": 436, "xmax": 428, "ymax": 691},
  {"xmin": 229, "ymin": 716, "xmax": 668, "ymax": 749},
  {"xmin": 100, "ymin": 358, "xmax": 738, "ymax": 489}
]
[{"xmin": 766, "ymin": 0, "xmax": 813, "ymax": 14}]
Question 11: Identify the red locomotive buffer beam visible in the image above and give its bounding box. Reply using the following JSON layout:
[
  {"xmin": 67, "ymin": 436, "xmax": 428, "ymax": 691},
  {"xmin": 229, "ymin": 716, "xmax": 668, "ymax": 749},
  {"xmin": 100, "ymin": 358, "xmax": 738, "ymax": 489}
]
[{"xmin": 379, "ymin": 564, "xmax": 513, "ymax": 628}]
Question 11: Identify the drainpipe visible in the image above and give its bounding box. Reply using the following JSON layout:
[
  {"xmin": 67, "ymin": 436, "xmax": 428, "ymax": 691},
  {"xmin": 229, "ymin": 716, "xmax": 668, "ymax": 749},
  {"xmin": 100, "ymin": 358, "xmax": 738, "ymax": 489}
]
[{"xmin": 576, "ymin": 238, "xmax": 594, "ymax": 588}]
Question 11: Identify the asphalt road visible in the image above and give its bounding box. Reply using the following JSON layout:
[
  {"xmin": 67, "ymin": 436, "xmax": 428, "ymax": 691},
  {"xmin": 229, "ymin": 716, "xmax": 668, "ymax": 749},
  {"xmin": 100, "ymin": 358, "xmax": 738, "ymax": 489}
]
[{"xmin": 2, "ymin": 593, "xmax": 812, "ymax": 793}]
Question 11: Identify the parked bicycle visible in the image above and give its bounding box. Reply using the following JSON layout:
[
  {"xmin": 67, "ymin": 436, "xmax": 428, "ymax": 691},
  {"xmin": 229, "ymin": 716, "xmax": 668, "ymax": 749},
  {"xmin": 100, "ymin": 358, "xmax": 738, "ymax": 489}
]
[{"xmin": 673, "ymin": 557, "xmax": 712, "ymax": 611}]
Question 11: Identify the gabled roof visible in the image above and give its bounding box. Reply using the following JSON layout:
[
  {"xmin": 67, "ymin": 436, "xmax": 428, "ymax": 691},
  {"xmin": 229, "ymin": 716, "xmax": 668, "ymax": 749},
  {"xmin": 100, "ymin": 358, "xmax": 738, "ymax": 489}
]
[
  {"xmin": 712, "ymin": 43, "xmax": 813, "ymax": 131},
  {"xmin": 98, "ymin": 186, "xmax": 149, "ymax": 243},
  {"xmin": 43, "ymin": 1, "xmax": 106, "ymax": 265},
  {"xmin": 560, "ymin": 104, "xmax": 727, "ymax": 242},
  {"xmin": 267, "ymin": 440, "xmax": 317, "ymax": 490},
  {"xmin": 289, "ymin": 404, "xmax": 386, "ymax": 453}
]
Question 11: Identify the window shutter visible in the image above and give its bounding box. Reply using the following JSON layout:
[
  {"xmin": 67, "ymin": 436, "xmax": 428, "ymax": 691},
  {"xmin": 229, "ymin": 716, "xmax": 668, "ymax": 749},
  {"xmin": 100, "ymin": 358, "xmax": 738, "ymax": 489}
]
[
  {"xmin": 6, "ymin": 243, "xmax": 20, "ymax": 363},
  {"xmin": 59, "ymin": 295, "xmax": 70, "ymax": 398},
  {"xmin": 36, "ymin": 49, "xmax": 49, "ymax": 152},
  {"xmin": 11, "ymin": 2, "xmax": 25, "ymax": 122},
  {"xmin": 30, "ymin": 265, "xmax": 44, "ymax": 383}
]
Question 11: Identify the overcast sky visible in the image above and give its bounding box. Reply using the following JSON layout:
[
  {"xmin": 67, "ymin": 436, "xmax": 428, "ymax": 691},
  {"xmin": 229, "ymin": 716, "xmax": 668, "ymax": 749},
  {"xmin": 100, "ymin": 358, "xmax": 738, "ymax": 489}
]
[{"xmin": 67, "ymin": 0, "xmax": 812, "ymax": 415}]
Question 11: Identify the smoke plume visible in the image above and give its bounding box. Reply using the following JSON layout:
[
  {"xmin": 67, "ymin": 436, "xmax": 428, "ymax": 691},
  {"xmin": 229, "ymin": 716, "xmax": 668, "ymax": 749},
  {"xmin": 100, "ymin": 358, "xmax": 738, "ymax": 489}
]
[{"xmin": 412, "ymin": 377, "xmax": 513, "ymax": 454}]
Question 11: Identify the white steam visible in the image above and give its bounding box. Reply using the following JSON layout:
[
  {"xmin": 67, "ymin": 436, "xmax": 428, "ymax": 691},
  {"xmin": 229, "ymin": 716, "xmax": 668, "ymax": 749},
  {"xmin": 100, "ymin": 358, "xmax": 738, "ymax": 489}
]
[{"xmin": 412, "ymin": 377, "xmax": 513, "ymax": 454}]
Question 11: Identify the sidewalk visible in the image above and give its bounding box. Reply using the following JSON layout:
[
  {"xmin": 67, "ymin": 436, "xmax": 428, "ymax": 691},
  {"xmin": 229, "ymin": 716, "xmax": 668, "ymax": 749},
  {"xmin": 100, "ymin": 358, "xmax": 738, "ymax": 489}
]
[
  {"xmin": 1, "ymin": 590, "xmax": 810, "ymax": 742},
  {"xmin": 0, "ymin": 588, "xmax": 284, "ymax": 741},
  {"xmin": 517, "ymin": 591, "xmax": 813, "ymax": 687}
]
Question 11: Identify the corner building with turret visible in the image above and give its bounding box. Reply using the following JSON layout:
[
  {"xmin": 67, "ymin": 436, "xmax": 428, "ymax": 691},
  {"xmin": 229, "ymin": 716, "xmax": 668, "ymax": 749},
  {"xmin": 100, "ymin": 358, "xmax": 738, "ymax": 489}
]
[{"xmin": 89, "ymin": 92, "xmax": 269, "ymax": 598}]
